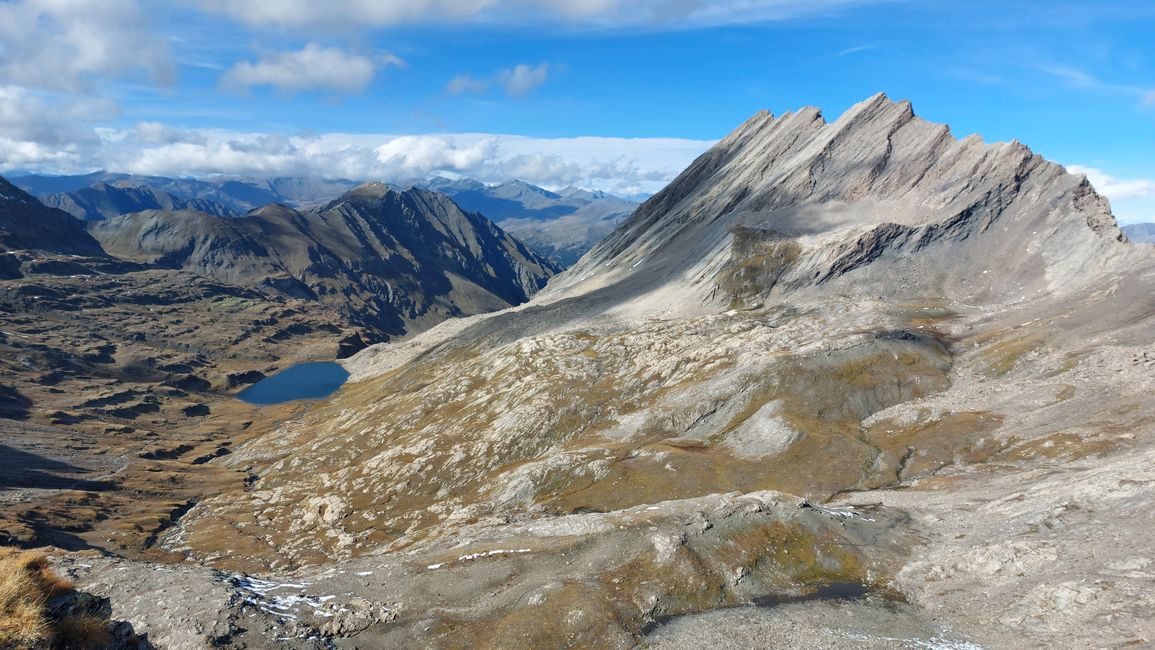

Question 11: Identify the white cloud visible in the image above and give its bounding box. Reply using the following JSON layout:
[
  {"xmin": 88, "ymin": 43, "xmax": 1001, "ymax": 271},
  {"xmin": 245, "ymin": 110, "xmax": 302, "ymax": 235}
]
[
  {"xmin": 1067, "ymin": 165, "xmax": 1155, "ymax": 202},
  {"xmin": 447, "ymin": 62, "xmax": 551, "ymax": 96},
  {"xmin": 197, "ymin": 0, "xmax": 496, "ymax": 29},
  {"xmin": 0, "ymin": 85, "xmax": 123, "ymax": 170},
  {"xmin": 1034, "ymin": 65, "xmax": 1155, "ymax": 109},
  {"xmin": 500, "ymin": 63, "xmax": 551, "ymax": 95},
  {"xmin": 446, "ymin": 74, "xmax": 491, "ymax": 94},
  {"xmin": 126, "ymin": 122, "xmax": 209, "ymax": 146},
  {"xmin": 0, "ymin": 124, "xmax": 714, "ymax": 196},
  {"xmin": 197, "ymin": 0, "xmax": 881, "ymax": 30},
  {"xmin": 833, "ymin": 44, "xmax": 878, "ymax": 58},
  {"xmin": 222, "ymin": 44, "xmax": 402, "ymax": 93},
  {"xmin": 0, "ymin": 0, "xmax": 170, "ymax": 91},
  {"xmin": 1067, "ymin": 164, "xmax": 1155, "ymax": 226}
]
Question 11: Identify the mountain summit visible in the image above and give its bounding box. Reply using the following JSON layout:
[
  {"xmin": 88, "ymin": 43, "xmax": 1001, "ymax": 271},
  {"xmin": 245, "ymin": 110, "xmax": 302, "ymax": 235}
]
[{"xmin": 548, "ymin": 92, "xmax": 1126, "ymax": 312}]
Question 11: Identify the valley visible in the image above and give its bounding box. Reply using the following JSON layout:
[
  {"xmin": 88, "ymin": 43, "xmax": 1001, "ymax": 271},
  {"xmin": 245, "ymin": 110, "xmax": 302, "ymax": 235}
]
[{"xmin": 1, "ymin": 95, "xmax": 1153, "ymax": 649}]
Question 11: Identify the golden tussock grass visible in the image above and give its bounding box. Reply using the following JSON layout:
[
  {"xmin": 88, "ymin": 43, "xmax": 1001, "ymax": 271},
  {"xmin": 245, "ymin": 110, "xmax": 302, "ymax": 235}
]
[{"xmin": 0, "ymin": 547, "xmax": 110, "ymax": 650}]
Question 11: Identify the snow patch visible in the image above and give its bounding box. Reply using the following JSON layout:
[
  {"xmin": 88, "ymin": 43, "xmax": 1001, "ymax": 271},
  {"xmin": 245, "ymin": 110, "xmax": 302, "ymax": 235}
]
[
  {"xmin": 458, "ymin": 548, "xmax": 532, "ymax": 562},
  {"xmin": 228, "ymin": 574, "xmax": 338, "ymax": 622}
]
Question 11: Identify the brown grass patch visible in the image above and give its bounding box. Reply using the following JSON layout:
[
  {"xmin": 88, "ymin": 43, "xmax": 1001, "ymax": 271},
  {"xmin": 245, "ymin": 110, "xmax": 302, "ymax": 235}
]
[
  {"xmin": 972, "ymin": 333, "xmax": 1047, "ymax": 377},
  {"xmin": 718, "ymin": 236, "xmax": 802, "ymax": 309},
  {"xmin": 864, "ymin": 411, "xmax": 1006, "ymax": 483}
]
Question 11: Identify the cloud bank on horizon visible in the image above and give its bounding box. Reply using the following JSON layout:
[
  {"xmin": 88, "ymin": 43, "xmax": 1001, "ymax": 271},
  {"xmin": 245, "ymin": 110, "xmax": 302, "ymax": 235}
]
[
  {"xmin": 51, "ymin": 127, "xmax": 714, "ymax": 195},
  {"xmin": 0, "ymin": 0, "xmax": 1152, "ymax": 220}
]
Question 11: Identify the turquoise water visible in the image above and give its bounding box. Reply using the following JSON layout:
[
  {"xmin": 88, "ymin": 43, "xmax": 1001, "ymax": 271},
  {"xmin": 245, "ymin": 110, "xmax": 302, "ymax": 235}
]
[{"xmin": 236, "ymin": 362, "xmax": 349, "ymax": 405}]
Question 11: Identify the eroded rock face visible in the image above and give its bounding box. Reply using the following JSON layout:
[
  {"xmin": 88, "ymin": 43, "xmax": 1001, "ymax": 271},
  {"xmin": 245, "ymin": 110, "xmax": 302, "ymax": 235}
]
[
  {"xmin": 548, "ymin": 93, "xmax": 1127, "ymax": 314},
  {"xmin": 127, "ymin": 96, "xmax": 1155, "ymax": 646}
]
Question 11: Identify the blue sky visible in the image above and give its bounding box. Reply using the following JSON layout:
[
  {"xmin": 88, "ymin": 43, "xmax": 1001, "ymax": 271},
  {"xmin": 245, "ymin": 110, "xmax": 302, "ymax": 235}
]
[{"xmin": 0, "ymin": 0, "xmax": 1152, "ymax": 221}]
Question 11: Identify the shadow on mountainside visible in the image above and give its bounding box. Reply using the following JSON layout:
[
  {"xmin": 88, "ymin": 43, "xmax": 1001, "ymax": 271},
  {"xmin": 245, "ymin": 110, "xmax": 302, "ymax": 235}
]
[
  {"xmin": 0, "ymin": 444, "xmax": 115, "ymax": 492},
  {"xmin": 0, "ymin": 384, "xmax": 32, "ymax": 420}
]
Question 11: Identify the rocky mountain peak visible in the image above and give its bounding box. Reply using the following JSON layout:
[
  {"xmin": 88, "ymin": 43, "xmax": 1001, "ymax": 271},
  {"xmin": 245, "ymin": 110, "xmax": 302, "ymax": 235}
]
[
  {"xmin": 547, "ymin": 93, "xmax": 1128, "ymax": 313},
  {"xmin": 345, "ymin": 181, "xmax": 396, "ymax": 199}
]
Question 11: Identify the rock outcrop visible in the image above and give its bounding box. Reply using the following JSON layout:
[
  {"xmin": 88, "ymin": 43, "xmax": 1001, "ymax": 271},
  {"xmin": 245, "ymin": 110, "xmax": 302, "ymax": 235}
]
[{"xmin": 548, "ymin": 92, "xmax": 1127, "ymax": 311}]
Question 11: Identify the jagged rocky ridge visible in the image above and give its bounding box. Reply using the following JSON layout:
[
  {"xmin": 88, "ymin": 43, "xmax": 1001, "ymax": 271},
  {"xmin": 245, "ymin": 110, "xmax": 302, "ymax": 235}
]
[
  {"xmin": 550, "ymin": 92, "xmax": 1124, "ymax": 307},
  {"xmin": 88, "ymin": 183, "xmax": 560, "ymax": 341},
  {"xmin": 158, "ymin": 94, "xmax": 1155, "ymax": 648},
  {"xmin": 16, "ymin": 172, "xmax": 638, "ymax": 267}
]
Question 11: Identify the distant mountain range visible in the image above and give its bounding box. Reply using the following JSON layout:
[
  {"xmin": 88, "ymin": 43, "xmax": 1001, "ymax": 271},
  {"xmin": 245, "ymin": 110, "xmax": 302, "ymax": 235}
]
[
  {"xmin": 417, "ymin": 178, "xmax": 638, "ymax": 266},
  {"xmin": 40, "ymin": 181, "xmax": 240, "ymax": 221},
  {"xmin": 10, "ymin": 172, "xmax": 640, "ymax": 267},
  {"xmin": 0, "ymin": 174, "xmax": 558, "ymax": 343},
  {"xmin": 89, "ymin": 183, "xmax": 559, "ymax": 338},
  {"xmin": 1123, "ymin": 223, "xmax": 1155, "ymax": 243},
  {"xmin": 10, "ymin": 172, "xmax": 360, "ymax": 215}
]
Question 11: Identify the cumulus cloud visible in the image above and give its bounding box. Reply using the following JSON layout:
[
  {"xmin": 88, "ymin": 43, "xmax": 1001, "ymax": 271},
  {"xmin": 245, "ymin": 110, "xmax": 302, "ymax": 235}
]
[
  {"xmin": 448, "ymin": 62, "xmax": 551, "ymax": 96},
  {"xmin": 1068, "ymin": 165, "xmax": 1155, "ymax": 202},
  {"xmin": 222, "ymin": 44, "xmax": 402, "ymax": 93},
  {"xmin": 500, "ymin": 63, "xmax": 551, "ymax": 95},
  {"xmin": 0, "ymin": 85, "xmax": 123, "ymax": 171},
  {"xmin": 446, "ymin": 75, "xmax": 491, "ymax": 94},
  {"xmin": 0, "ymin": 0, "xmax": 170, "ymax": 91},
  {"xmin": 196, "ymin": 0, "xmax": 878, "ymax": 30},
  {"xmin": 1143, "ymin": 90, "xmax": 1155, "ymax": 107},
  {"xmin": 124, "ymin": 122, "xmax": 210, "ymax": 147}
]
